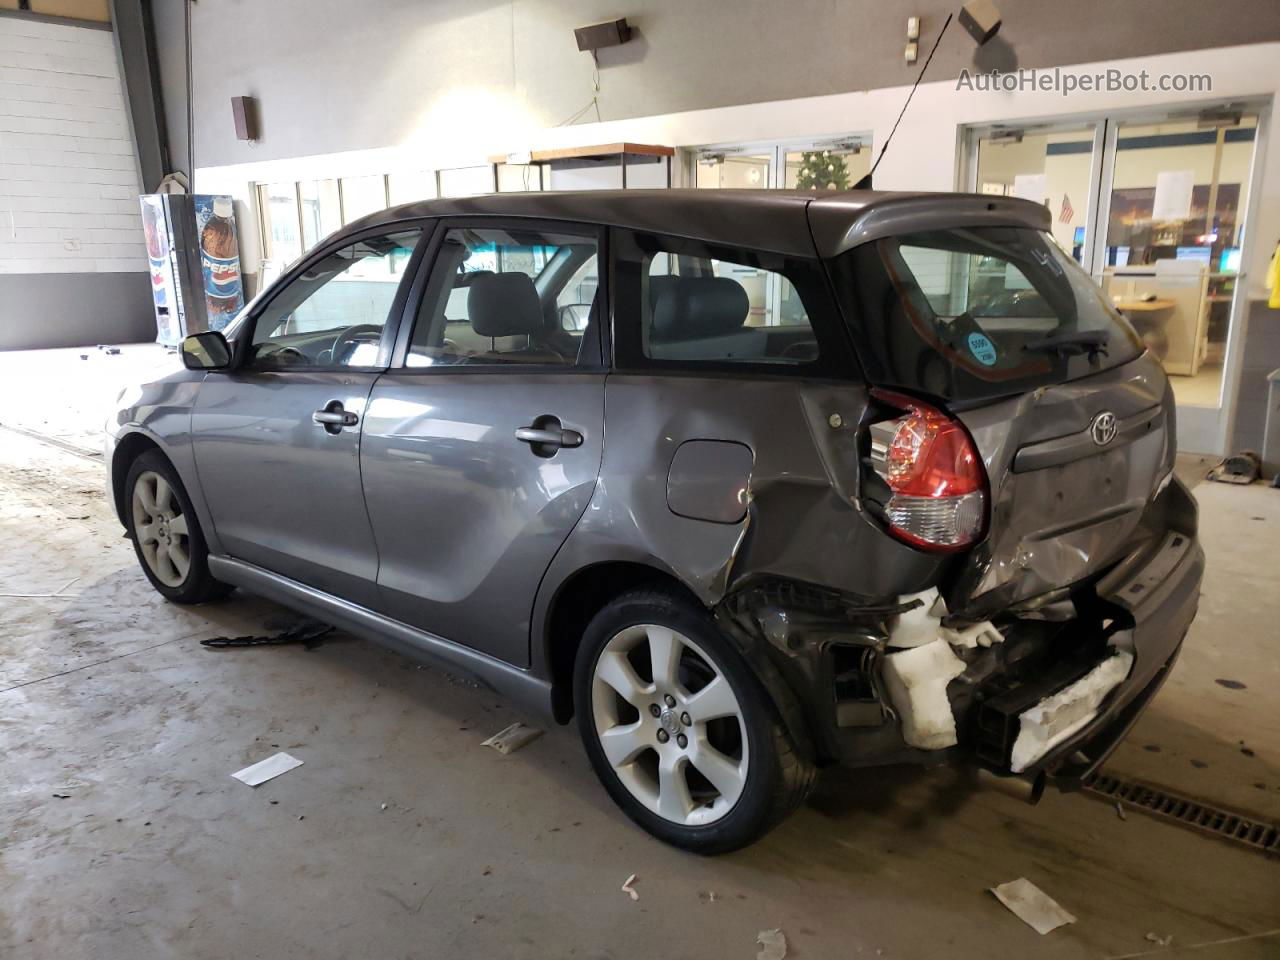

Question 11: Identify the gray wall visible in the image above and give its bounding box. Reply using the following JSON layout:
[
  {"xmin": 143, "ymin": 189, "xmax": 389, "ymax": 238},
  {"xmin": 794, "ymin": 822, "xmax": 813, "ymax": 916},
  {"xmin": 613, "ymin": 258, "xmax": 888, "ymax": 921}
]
[
  {"xmin": 174, "ymin": 0, "xmax": 1280, "ymax": 168},
  {"xmin": 149, "ymin": 0, "xmax": 190, "ymax": 180},
  {"xmin": 1230, "ymin": 300, "xmax": 1280, "ymax": 459},
  {"xmin": 108, "ymin": 0, "xmax": 166, "ymax": 190},
  {"xmin": 0, "ymin": 272, "xmax": 154, "ymax": 350}
]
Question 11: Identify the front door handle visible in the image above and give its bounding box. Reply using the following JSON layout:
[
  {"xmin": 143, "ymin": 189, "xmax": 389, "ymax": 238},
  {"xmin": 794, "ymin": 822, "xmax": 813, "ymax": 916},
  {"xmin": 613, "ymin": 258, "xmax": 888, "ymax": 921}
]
[
  {"xmin": 515, "ymin": 420, "xmax": 583, "ymax": 453},
  {"xmin": 313, "ymin": 401, "xmax": 359, "ymax": 433},
  {"xmin": 313, "ymin": 410, "xmax": 358, "ymax": 425}
]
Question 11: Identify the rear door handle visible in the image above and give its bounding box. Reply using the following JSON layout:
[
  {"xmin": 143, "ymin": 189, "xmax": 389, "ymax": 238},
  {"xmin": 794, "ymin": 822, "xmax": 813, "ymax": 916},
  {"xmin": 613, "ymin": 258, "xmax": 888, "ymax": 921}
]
[{"xmin": 515, "ymin": 423, "xmax": 583, "ymax": 449}]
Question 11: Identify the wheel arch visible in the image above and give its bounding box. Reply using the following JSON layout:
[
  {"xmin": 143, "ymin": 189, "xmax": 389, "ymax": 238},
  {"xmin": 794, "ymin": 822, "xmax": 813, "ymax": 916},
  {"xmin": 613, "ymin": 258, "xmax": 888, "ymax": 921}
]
[
  {"xmin": 536, "ymin": 557, "xmax": 816, "ymax": 765},
  {"xmin": 109, "ymin": 429, "xmax": 220, "ymax": 558},
  {"xmin": 538, "ymin": 558, "xmax": 702, "ymax": 724},
  {"xmin": 110, "ymin": 430, "xmax": 164, "ymax": 526}
]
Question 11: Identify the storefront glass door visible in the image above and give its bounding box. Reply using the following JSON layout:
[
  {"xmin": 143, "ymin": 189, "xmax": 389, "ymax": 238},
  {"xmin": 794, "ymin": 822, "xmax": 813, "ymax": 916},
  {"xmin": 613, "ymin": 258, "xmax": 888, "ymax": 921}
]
[
  {"xmin": 1099, "ymin": 112, "xmax": 1258, "ymax": 418},
  {"xmin": 782, "ymin": 144, "xmax": 871, "ymax": 189},
  {"xmin": 694, "ymin": 137, "xmax": 871, "ymax": 191},
  {"xmin": 695, "ymin": 152, "xmax": 772, "ymax": 189},
  {"xmin": 693, "ymin": 137, "xmax": 871, "ymax": 325},
  {"xmin": 966, "ymin": 122, "xmax": 1104, "ymax": 270},
  {"xmin": 964, "ymin": 105, "xmax": 1264, "ymax": 454}
]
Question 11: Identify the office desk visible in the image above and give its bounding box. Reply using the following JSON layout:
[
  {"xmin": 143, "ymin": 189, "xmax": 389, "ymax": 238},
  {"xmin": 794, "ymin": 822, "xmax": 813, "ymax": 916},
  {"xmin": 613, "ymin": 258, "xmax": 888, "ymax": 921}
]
[{"xmin": 1116, "ymin": 299, "xmax": 1176, "ymax": 360}]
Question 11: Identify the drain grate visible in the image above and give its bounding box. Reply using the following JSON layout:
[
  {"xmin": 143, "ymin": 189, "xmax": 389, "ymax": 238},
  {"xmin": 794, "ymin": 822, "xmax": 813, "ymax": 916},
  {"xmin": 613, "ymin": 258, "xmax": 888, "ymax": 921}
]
[{"xmin": 1084, "ymin": 772, "xmax": 1279, "ymax": 856}]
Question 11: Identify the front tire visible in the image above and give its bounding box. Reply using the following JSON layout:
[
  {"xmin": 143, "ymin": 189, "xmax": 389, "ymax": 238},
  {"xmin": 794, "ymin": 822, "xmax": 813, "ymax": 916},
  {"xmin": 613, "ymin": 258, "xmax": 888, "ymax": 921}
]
[
  {"xmin": 125, "ymin": 449, "xmax": 230, "ymax": 604},
  {"xmin": 574, "ymin": 588, "xmax": 815, "ymax": 854}
]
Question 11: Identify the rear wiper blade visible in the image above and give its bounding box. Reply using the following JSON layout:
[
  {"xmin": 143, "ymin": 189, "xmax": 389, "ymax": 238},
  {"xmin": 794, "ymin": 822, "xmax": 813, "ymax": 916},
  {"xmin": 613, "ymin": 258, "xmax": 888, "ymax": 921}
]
[{"xmin": 1022, "ymin": 331, "xmax": 1109, "ymax": 358}]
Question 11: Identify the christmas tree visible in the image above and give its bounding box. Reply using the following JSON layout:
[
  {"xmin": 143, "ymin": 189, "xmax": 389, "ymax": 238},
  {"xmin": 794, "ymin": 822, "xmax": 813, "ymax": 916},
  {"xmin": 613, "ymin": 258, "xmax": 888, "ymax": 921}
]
[{"xmin": 794, "ymin": 150, "xmax": 851, "ymax": 190}]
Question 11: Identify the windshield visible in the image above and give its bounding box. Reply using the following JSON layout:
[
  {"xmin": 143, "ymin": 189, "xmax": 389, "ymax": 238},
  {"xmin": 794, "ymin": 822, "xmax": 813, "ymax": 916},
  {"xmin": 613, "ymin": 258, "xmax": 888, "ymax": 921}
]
[{"xmin": 834, "ymin": 226, "xmax": 1143, "ymax": 403}]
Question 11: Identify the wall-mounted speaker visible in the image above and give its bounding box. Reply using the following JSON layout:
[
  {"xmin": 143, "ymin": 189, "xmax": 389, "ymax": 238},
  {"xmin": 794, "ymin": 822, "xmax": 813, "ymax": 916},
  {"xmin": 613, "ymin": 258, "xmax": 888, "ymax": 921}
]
[
  {"xmin": 231, "ymin": 96, "xmax": 258, "ymax": 142},
  {"xmin": 574, "ymin": 18, "xmax": 632, "ymax": 53},
  {"xmin": 959, "ymin": 0, "xmax": 1002, "ymax": 45}
]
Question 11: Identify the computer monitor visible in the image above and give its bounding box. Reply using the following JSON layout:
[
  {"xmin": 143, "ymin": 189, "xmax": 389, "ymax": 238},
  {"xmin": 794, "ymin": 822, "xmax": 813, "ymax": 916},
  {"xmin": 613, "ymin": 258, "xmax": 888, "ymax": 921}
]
[
  {"xmin": 1109, "ymin": 246, "xmax": 1130, "ymax": 266},
  {"xmin": 1176, "ymin": 246, "xmax": 1213, "ymax": 265},
  {"xmin": 1073, "ymin": 226, "xmax": 1086, "ymax": 246},
  {"xmin": 1219, "ymin": 247, "xmax": 1242, "ymax": 273}
]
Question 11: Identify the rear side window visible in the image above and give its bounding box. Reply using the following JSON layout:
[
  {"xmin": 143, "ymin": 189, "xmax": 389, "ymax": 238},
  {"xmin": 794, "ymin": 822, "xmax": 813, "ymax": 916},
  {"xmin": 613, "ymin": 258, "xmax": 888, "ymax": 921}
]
[
  {"xmin": 612, "ymin": 229, "xmax": 848, "ymax": 374},
  {"xmin": 834, "ymin": 227, "xmax": 1143, "ymax": 401}
]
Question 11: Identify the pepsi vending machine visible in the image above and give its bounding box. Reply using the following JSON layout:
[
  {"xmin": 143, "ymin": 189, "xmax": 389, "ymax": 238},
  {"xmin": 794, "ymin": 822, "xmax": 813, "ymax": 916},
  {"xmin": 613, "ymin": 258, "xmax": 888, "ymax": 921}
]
[{"xmin": 138, "ymin": 194, "xmax": 244, "ymax": 346}]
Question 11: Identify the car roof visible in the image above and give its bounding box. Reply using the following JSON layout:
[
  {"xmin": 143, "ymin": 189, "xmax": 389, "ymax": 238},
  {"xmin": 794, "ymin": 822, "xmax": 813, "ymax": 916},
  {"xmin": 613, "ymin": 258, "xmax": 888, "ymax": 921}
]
[{"xmin": 349, "ymin": 189, "xmax": 1052, "ymax": 259}]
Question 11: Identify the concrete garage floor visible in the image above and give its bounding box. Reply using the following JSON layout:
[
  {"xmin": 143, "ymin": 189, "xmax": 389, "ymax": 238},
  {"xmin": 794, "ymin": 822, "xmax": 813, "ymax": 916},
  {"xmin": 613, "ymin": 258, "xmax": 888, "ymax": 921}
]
[{"xmin": 1, "ymin": 367, "xmax": 1279, "ymax": 958}]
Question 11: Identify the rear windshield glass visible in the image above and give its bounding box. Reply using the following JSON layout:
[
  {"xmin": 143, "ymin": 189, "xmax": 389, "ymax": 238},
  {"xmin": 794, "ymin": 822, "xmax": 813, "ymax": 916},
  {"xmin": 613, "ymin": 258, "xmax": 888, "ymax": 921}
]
[{"xmin": 834, "ymin": 226, "xmax": 1143, "ymax": 402}]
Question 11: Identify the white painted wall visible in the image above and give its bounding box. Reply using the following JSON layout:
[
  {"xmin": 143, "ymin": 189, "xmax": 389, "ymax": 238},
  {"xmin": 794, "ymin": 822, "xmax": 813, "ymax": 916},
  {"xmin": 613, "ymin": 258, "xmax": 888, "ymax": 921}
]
[
  {"xmin": 194, "ymin": 42, "xmax": 1279, "ymax": 453},
  {"xmin": 197, "ymin": 43, "xmax": 1279, "ymax": 301},
  {"xmin": 0, "ymin": 15, "xmax": 145, "ymax": 275}
]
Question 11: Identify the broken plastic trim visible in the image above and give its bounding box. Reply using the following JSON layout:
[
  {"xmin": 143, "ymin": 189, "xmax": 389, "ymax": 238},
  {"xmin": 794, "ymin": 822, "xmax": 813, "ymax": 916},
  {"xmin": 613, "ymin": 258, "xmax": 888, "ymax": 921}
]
[
  {"xmin": 200, "ymin": 621, "xmax": 334, "ymax": 649},
  {"xmin": 713, "ymin": 576, "xmax": 916, "ymax": 757}
]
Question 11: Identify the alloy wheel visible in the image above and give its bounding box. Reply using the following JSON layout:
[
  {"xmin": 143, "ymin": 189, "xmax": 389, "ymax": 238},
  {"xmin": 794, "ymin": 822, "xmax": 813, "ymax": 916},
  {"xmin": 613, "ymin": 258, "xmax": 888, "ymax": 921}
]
[
  {"xmin": 590, "ymin": 623, "xmax": 749, "ymax": 826},
  {"xmin": 131, "ymin": 470, "xmax": 191, "ymax": 588}
]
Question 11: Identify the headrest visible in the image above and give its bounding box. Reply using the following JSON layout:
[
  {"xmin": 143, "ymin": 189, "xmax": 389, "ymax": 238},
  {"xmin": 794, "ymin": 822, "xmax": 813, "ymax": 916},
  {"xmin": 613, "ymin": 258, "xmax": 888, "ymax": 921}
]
[
  {"xmin": 468, "ymin": 272, "xmax": 544, "ymax": 338},
  {"xmin": 651, "ymin": 276, "xmax": 750, "ymax": 341}
]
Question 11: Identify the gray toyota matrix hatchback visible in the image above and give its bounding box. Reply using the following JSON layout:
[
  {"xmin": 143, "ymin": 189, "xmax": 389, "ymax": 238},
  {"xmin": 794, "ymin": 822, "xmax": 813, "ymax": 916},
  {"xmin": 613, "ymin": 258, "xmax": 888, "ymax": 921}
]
[{"xmin": 108, "ymin": 190, "xmax": 1203, "ymax": 853}]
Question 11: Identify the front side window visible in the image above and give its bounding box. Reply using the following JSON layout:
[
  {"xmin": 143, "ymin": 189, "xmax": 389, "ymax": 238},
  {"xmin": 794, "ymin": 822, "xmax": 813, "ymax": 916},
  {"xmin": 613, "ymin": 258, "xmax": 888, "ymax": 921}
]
[
  {"xmin": 406, "ymin": 225, "xmax": 599, "ymax": 367},
  {"xmin": 613, "ymin": 229, "xmax": 844, "ymax": 372},
  {"xmin": 249, "ymin": 228, "xmax": 420, "ymax": 369},
  {"xmin": 835, "ymin": 226, "xmax": 1143, "ymax": 401}
]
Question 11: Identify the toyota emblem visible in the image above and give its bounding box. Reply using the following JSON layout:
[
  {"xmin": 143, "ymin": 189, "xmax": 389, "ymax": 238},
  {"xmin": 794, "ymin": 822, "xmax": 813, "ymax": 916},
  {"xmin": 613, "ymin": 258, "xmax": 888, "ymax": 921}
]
[{"xmin": 1090, "ymin": 411, "xmax": 1118, "ymax": 446}]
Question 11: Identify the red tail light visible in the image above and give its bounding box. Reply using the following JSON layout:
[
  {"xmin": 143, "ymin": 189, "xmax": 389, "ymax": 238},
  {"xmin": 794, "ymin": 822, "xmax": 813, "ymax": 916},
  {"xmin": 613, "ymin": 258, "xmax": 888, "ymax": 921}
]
[{"xmin": 868, "ymin": 389, "xmax": 988, "ymax": 551}]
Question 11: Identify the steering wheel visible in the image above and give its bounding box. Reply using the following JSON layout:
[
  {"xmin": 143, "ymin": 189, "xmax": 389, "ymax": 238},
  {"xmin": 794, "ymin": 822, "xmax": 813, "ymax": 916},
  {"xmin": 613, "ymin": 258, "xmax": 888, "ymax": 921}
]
[
  {"xmin": 258, "ymin": 344, "xmax": 307, "ymax": 366},
  {"xmin": 780, "ymin": 340, "xmax": 819, "ymax": 361},
  {"xmin": 331, "ymin": 324, "xmax": 384, "ymax": 365}
]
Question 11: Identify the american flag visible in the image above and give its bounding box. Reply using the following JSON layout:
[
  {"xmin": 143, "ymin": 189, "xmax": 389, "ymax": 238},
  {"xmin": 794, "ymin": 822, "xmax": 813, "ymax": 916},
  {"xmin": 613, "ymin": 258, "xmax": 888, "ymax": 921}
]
[{"xmin": 1059, "ymin": 193, "xmax": 1075, "ymax": 223}]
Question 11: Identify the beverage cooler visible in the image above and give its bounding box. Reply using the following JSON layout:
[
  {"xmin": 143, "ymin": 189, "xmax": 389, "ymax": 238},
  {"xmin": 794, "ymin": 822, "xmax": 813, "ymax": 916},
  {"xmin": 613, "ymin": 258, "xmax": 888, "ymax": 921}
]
[{"xmin": 139, "ymin": 194, "xmax": 244, "ymax": 346}]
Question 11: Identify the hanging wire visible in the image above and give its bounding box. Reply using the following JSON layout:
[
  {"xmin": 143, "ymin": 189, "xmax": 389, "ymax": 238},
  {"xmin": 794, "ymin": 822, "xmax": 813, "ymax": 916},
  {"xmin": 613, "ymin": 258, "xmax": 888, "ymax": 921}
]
[
  {"xmin": 557, "ymin": 49, "xmax": 603, "ymax": 127},
  {"xmin": 863, "ymin": 13, "xmax": 953, "ymax": 185}
]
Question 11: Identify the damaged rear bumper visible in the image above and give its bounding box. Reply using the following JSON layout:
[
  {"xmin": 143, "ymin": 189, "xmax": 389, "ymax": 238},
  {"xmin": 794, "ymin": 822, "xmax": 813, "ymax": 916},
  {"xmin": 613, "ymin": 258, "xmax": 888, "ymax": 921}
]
[
  {"xmin": 1007, "ymin": 530, "xmax": 1202, "ymax": 781},
  {"xmin": 715, "ymin": 481, "xmax": 1203, "ymax": 778}
]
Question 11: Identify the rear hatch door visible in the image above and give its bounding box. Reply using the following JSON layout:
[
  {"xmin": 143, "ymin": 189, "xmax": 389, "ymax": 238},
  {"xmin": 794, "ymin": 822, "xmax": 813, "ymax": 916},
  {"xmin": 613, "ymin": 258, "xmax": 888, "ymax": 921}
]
[
  {"xmin": 952, "ymin": 353, "xmax": 1173, "ymax": 617},
  {"xmin": 829, "ymin": 221, "xmax": 1174, "ymax": 615}
]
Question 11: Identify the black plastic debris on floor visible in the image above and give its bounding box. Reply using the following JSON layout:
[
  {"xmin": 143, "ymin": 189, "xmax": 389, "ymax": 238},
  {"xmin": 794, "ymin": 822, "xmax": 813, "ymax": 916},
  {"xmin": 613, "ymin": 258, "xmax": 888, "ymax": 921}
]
[{"xmin": 200, "ymin": 621, "xmax": 334, "ymax": 650}]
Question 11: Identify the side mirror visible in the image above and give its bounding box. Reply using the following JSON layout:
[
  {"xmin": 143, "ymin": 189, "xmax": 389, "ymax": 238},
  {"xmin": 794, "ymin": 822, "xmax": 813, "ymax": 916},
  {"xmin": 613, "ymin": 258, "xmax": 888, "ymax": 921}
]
[{"xmin": 181, "ymin": 331, "xmax": 233, "ymax": 370}]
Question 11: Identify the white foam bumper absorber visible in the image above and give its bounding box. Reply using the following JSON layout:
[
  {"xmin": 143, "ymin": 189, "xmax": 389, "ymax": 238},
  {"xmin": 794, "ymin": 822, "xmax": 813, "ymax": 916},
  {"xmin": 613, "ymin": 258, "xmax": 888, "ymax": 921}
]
[
  {"xmin": 1010, "ymin": 650, "xmax": 1134, "ymax": 773},
  {"xmin": 882, "ymin": 639, "xmax": 968, "ymax": 750}
]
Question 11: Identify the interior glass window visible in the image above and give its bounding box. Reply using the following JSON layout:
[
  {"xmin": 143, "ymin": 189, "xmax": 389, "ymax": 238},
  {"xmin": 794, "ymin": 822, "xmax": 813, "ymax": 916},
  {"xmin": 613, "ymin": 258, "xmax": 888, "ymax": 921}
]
[
  {"xmin": 406, "ymin": 226, "xmax": 598, "ymax": 367},
  {"xmin": 340, "ymin": 175, "xmax": 389, "ymax": 224},
  {"xmin": 257, "ymin": 182, "xmax": 302, "ymax": 279},
  {"xmin": 388, "ymin": 170, "xmax": 438, "ymax": 205},
  {"xmin": 298, "ymin": 179, "xmax": 341, "ymax": 251},
  {"xmin": 249, "ymin": 229, "xmax": 420, "ymax": 369},
  {"xmin": 437, "ymin": 166, "xmax": 495, "ymax": 198}
]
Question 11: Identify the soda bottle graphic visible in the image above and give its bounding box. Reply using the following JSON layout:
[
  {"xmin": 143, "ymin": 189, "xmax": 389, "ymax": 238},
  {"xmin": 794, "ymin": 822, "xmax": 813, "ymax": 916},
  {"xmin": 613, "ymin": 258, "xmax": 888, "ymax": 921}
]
[
  {"xmin": 142, "ymin": 200, "xmax": 169, "ymax": 306},
  {"xmin": 200, "ymin": 197, "xmax": 243, "ymax": 330},
  {"xmin": 140, "ymin": 196, "xmax": 181, "ymax": 344}
]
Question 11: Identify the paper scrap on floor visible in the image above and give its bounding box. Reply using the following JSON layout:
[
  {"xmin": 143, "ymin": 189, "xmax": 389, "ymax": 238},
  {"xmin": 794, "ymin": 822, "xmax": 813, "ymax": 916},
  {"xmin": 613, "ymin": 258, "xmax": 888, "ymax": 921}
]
[
  {"xmin": 756, "ymin": 928, "xmax": 787, "ymax": 960},
  {"xmin": 482, "ymin": 722, "xmax": 543, "ymax": 755},
  {"xmin": 621, "ymin": 873, "xmax": 639, "ymax": 901},
  {"xmin": 232, "ymin": 752, "xmax": 304, "ymax": 787},
  {"xmin": 990, "ymin": 878, "xmax": 1076, "ymax": 935}
]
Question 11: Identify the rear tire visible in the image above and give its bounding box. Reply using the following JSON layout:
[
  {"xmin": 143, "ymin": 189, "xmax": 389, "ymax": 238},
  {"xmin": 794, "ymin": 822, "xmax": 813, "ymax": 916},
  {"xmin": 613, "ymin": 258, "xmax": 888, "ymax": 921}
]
[
  {"xmin": 124, "ymin": 449, "xmax": 230, "ymax": 604},
  {"xmin": 574, "ymin": 587, "xmax": 816, "ymax": 854}
]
